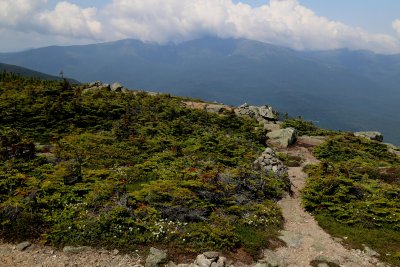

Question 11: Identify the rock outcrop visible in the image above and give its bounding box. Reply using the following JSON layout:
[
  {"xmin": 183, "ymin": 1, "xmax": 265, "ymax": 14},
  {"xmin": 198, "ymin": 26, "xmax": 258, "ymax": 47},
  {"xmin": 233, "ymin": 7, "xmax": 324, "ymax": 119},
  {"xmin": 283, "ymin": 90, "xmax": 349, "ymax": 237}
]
[
  {"xmin": 266, "ymin": 128, "xmax": 298, "ymax": 148},
  {"xmin": 354, "ymin": 131, "xmax": 383, "ymax": 142},
  {"xmin": 235, "ymin": 103, "xmax": 279, "ymax": 125},
  {"xmin": 183, "ymin": 101, "xmax": 234, "ymax": 114},
  {"xmin": 145, "ymin": 247, "xmax": 168, "ymax": 267},
  {"xmin": 253, "ymin": 148, "xmax": 288, "ymax": 178},
  {"xmin": 83, "ymin": 81, "xmax": 128, "ymax": 94}
]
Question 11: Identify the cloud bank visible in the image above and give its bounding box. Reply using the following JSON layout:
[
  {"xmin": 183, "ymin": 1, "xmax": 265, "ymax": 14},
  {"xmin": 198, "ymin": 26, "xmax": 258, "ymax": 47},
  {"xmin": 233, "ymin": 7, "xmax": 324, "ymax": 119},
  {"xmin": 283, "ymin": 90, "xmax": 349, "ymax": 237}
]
[
  {"xmin": 0, "ymin": 0, "xmax": 101, "ymax": 39},
  {"xmin": 0, "ymin": 0, "xmax": 399, "ymax": 54}
]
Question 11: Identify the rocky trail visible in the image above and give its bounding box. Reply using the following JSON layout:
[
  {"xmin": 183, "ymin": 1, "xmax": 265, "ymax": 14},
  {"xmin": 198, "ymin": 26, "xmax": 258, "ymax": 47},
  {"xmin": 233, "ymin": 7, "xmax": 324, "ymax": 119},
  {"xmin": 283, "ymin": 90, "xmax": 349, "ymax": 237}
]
[
  {"xmin": 258, "ymin": 137, "xmax": 387, "ymax": 267},
  {"xmin": 0, "ymin": 136, "xmax": 391, "ymax": 267}
]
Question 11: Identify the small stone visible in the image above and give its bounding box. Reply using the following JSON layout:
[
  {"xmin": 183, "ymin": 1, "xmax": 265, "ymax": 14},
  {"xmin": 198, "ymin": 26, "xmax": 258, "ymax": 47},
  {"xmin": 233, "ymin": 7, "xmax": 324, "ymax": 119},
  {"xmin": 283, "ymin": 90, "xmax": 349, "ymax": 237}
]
[
  {"xmin": 63, "ymin": 246, "xmax": 90, "ymax": 254},
  {"xmin": 113, "ymin": 249, "xmax": 119, "ymax": 255},
  {"xmin": 16, "ymin": 241, "xmax": 31, "ymax": 251},
  {"xmin": 216, "ymin": 257, "xmax": 226, "ymax": 267},
  {"xmin": 168, "ymin": 261, "xmax": 178, "ymax": 267},
  {"xmin": 363, "ymin": 246, "xmax": 380, "ymax": 257},
  {"xmin": 196, "ymin": 254, "xmax": 212, "ymax": 267},
  {"xmin": 177, "ymin": 264, "xmax": 190, "ymax": 267}
]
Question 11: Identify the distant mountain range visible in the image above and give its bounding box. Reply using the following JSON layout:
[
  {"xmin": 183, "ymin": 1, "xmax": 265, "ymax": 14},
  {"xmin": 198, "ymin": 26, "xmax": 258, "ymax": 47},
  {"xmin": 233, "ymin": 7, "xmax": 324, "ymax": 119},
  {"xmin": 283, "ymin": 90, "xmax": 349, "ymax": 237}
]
[
  {"xmin": 0, "ymin": 62, "xmax": 79, "ymax": 83},
  {"xmin": 0, "ymin": 37, "xmax": 399, "ymax": 145}
]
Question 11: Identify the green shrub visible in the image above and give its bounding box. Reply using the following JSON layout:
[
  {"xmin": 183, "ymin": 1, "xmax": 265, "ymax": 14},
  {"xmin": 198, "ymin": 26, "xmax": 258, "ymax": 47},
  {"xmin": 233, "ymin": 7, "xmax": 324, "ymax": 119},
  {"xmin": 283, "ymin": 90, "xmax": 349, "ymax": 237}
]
[
  {"xmin": 303, "ymin": 133, "xmax": 400, "ymax": 265},
  {"xmin": 0, "ymin": 75, "xmax": 289, "ymax": 256}
]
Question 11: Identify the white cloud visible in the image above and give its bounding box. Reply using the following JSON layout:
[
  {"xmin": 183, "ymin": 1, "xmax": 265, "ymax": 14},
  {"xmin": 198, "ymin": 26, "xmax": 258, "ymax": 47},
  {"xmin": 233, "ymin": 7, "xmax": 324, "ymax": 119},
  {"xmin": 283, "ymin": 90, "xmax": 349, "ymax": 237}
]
[
  {"xmin": 103, "ymin": 0, "xmax": 400, "ymax": 54},
  {"xmin": 0, "ymin": 0, "xmax": 46, "ymax": 26},
  {"xmin": 0, "ymin": 0, "xmax": 102, "ymax": 39},
  {"xmin": 393, "ymin": 19, "xmax": 400, "ymax": 35},
  {"xmin": 38, "ymin": 2, "xmax": 102, "ymax": 38}
]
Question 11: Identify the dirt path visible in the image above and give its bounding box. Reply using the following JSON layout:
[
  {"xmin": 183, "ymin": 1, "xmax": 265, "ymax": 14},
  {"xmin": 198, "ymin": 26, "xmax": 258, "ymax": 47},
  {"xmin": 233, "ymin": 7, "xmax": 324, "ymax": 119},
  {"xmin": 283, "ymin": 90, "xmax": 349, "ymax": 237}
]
[{"xmin": 269, "ymin": 137, "xmax": 386, "ymax": 267}]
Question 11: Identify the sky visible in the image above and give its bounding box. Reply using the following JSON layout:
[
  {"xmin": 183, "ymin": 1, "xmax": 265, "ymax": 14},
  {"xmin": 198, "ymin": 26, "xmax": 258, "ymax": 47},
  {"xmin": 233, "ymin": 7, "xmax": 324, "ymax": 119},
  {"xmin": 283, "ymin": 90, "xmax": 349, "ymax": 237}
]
[{"xmin": 1, "ymin": 0, "xmax": 400, "ymax": 54}]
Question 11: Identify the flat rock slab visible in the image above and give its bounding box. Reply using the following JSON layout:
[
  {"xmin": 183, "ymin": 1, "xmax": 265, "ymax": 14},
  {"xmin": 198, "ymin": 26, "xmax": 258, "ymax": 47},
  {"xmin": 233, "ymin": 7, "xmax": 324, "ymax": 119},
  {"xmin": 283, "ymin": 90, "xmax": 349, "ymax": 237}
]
[
  {"xmin": 279, "ymin": 231, "xmax": 304, "ymax": 248},
  {"xmin": 16, "ymin": 241, "xmax": 31, "ymax": 251}
]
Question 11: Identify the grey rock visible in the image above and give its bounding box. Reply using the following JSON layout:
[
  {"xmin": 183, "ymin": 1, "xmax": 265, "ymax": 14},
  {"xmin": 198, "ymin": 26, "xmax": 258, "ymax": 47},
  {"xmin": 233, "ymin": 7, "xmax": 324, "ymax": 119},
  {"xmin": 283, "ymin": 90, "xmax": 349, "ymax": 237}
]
[
  {"xmin": 196, "ymin": 254, "xmax": 212, "ymax": 267},
  {"xmin": 203, "ymin": 251, "xmax": 219, "ymax": 260},
  {"xmin": 145, "ymin": 247, "xmax": 168, "ymax": 267},
  {"xmin": 211, "ymin": 263, "xmax": 218, "ymax": 267},
  {"xmin": 235, "ymin": 103, "xmax": 279, "ymax": 123},
  {"xmin": 267, "ymin": 128, "xmax": 298, "ymax": 148},
  {"xmin": 363, "ymin": 245, "xmax": 380, "ymax": 257},
  {"xmin": 216, "ymin": 257, "xmax": 227, "ymax": 267},
  {"xmin": 279, "ymin": 231, "xmax": 303, "ymax": 248},
  {"xmin": 252, "ymin": 263, "xmax": 269, "ymax": 267},
  {"xmin": 62, "ymin": 246, "xmax": 90, "ymax": 254},
  {"xmin": 354, "ymin": 131, "xmax": 383, "ymax": 142},
  {"xmin": 258, "ymin": 105, "xmax": 279, "ymax": 121},
  {"xmin": 317, "ymin": 264, "xmax": 329, "ymax": 267},
  {"xmin": 177, "ymin": 264, "xmax": 190, "ymax": 267},
  {"xmin": 264, "ymin": 123, "xmax": 281, "ymax": 132},
  {"xmin": 313, "ymin": 255, "xmax": 340, "ymax": 265},
  {"xmin": 168, "ymin": 261, "xmax": 178, "ymax": 267},
  {"xmin": 16, "ymin": 241, "xmax": 31, "ymax": 251},
  {"xmin": 111, "ymin": 82, "xmax": 124, "ymax": 92},
  {"xmin": 254, "ymin": 148, "xmax": 288, "ymax": 178}
]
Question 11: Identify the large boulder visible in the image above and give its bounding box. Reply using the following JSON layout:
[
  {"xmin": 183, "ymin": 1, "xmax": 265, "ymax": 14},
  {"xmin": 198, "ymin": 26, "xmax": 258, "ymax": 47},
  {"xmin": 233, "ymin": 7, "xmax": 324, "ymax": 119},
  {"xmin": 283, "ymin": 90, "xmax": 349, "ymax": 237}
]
[
  {"xmin": 111, "ymin": 82, "xmax": 124, "ymax": 92},
  {"xmin": 235, "ymin": 103, "xmax": 279, "ymax": 124},
  {"xmin": 267, "ymin": 128, "xmax": 298, "ymax": 148},
  {"xmin": 83, "ymin": 81, "xmax": 111, "ymax": 93},
  {"xmin": 354, "ymin": 131, "xmax": 383, "ymax": 142}
]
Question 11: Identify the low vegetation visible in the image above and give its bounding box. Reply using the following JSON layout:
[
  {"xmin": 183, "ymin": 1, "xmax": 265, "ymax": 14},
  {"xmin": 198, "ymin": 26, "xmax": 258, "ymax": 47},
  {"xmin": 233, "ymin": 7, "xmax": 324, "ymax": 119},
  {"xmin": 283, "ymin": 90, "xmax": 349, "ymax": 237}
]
[
  {"xmin": 0, "ymin": 73, "xmax": 289, "ymax": 257},
  {"xmin": 281, "ymin": 118, "xmax": 339, "ymax": 136},
  {"xmin": 302, "ymin": 133, "xmax": 400, "ymax": 265}
]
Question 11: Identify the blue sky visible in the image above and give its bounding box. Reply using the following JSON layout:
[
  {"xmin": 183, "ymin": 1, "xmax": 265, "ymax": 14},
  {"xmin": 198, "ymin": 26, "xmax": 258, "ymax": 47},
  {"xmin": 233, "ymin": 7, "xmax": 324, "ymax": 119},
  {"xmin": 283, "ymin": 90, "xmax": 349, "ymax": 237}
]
[{"xmin": 1, "ymin": 0, "xmax": 400, "ymax": 53}]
